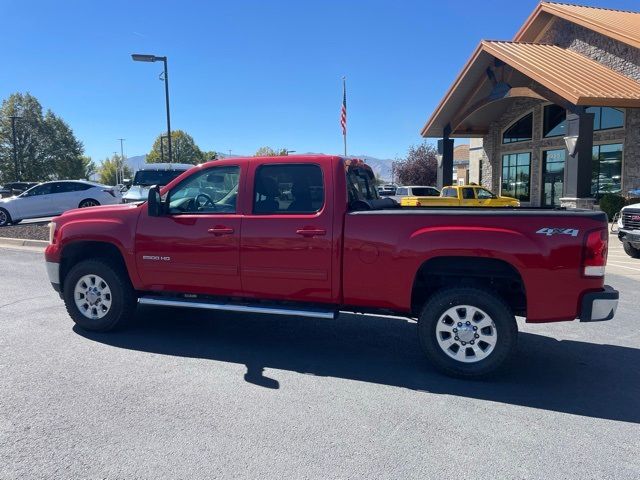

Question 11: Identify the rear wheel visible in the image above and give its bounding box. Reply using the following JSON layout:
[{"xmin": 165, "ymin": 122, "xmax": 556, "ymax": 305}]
[
  {"xmin": 79, "ymin": 199, "xmax": 100, "ymax": 208},
  {"xmin": 63, "ymin": 259, "xmax": 136, "ymax": 331},
  {"xmin": 418, "ymin": 287, "xmax": 517, "ymax": 378},
  {"xmin": 623, "ymin": 241, "xmax": 640, "ymax": 259},
  {"xmin": 0, "ymin": 208, "xmax": 11, "ymax": 227}
]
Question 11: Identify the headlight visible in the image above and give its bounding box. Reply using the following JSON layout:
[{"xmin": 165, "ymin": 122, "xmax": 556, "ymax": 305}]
[{"xmin": 49, "ymin": 221, "xmax": 57, "ymax": 244}]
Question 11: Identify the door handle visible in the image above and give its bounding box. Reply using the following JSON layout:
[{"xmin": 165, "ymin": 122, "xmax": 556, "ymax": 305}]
[
  {"xmin": 208, "ymin": 226, "xmax": 234, "ymax": 236},
  {"xmin": 296, "ymin": 227, "xmax": 326, "ymax": 237}
]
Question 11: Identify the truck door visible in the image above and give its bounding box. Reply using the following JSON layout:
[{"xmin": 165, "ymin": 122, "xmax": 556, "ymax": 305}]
[
  {"xmin": 240, "ymin": 161, "xmax": 334, "ymax": 303},
  {"xmin": 135, "ymin": 164, "xmax": 243, "ymax": 296}
]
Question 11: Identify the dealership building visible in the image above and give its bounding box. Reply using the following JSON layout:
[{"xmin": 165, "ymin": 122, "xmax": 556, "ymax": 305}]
[{"xmin": 422, "ymin": 2, "xmax": 640, "ymax": 208}]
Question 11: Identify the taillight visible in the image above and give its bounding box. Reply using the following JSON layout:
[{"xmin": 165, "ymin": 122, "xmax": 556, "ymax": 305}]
[
  {"xmin": 583, "ymin": 229, "xmax": 608, "ymax": 277},
  {"xmin": 103, "ymin": 189, "xmax": 116, "ymax": 197}
]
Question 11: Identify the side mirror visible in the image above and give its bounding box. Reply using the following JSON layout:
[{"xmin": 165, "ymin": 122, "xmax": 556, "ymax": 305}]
[{"xmin": 147, "ymin": 185, "xmax": 164, "ymax": 217}]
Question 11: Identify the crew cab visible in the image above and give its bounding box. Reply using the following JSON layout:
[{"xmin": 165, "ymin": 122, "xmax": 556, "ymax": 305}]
[
  {"xmin": 401, "ymin": 184, "xmax": 519, "ymax": 207},
  {"xmin": 45, "ymin": 155, "xmax": 618, "ymax": 378}
]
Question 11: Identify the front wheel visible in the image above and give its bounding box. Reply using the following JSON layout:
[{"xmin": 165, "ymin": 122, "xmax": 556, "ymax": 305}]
[
  {"xmin": 0, "ymin": 208, "xmax": 11, "ymax": 226},
  {"xmin": 623, "ymin": 241, "xmax": 640, "ymax": 258},
  {"xmin": 63, "ymin": 259, "xmax": 136, "ymax": 331},
  {"xmin": 418, "ymin": 287, "xmax": 517, "ymax": 378}
]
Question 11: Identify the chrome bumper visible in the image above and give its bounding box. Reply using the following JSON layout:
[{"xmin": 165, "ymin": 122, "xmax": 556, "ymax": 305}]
[{"xmin": 46, "ymin": 261, "xmax": 60, "ymax": 290}]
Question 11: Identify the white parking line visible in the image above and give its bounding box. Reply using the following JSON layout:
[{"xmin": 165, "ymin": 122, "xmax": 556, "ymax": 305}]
[{"xmin": 607, "ymin": 262, "xmax": 640, "ymax": 272}]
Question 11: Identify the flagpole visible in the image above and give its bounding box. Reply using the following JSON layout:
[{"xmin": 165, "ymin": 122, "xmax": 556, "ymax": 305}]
[{"xmin": 342, "ymin": 76, "xmax": 347, "ymax": 157}]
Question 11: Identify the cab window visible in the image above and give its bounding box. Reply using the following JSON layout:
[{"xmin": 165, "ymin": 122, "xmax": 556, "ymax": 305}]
[
  {"xmin": 254, "ymin": 164, "xmax": 324, "ymax": 214},
  {"xmin": 476, "ymin": 188, "xmax": 495, "ymax": 199},
  {"xmin": 462, "ymin": 188, "xmax": 475, "ymax": 200},
  {"xmin": 168, "ymin": 166, "xmax": 240, "ymax": 214},
  {"xmin": 395, "ymin": 187, "xmax": 408, "ymax": 196}
]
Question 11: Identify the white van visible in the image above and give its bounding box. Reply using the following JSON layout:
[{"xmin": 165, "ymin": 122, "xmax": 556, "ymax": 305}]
[{"xmin": 123, "ymin": 163, "xmax": 194, "ymax": 203}]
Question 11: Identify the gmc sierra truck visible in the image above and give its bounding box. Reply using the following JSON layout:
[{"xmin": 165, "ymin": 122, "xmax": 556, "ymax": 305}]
[{"xmin": 45, "ymin": 155, "xmax": 618, "ymax": 378}]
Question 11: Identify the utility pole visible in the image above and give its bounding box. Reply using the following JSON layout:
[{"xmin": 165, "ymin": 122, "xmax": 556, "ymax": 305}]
[
  {"xmin": 118, "ymin": 138, "xmax": 126, "ymax": 184},
  {"xmin": 9, "ymin": 115, "xmax": 22, "ymax": 181},
  {"xmin": 161, "ymin": 135, "xmax": 168, "ymax": 162}
]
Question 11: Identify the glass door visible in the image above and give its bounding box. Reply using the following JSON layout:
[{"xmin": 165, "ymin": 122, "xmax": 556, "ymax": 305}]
[{"xmin": 542, "ymin": 149, "xmax": 565, "ymax": 207}]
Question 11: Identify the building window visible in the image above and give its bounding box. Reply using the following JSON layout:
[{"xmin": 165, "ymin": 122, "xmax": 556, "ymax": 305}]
[
  {"xmin": 592, "ymin": 143, "xmax": 623, "ymax": 198},
  {"xmin": 543, "ymin": 105, "xmax": 566, "ymax": 137},
  {"xmin": 502, "ymin": 113, "xmax": 533, "ymax": 144},
  {"xmin": 587, "ymin": 107, "xmax": 624, "ymax": 131},
  {"xmin": 501, "ymin": 152, "xmax": 531, "ymax": 202}
]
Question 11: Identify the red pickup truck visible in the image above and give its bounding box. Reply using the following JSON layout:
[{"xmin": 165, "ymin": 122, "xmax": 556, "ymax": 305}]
[{"xmin": 45, "ymin": 155, "xmax": 618, "ymax": 378}]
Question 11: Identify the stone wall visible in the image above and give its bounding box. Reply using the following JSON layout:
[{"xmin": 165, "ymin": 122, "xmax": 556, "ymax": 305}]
[{"xmin": 539, "ymin": 18, "xmax": 640, "ymax": 81}]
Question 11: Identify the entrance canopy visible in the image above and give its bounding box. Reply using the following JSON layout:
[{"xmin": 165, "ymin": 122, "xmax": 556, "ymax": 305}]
[{"xmin": 421, "ymin": 40, "xmax": 640, "ymax": 138}]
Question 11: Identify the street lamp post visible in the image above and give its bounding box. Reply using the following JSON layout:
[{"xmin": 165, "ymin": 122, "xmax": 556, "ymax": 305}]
[
  {"xmin": 118, "ymin": 138, "xmax": 126, "ymax": 185},
  {"xmin": 131, "ymin": 53, "xmax": 173, "ymax": 163},
  {"xmin": 9, "ymin": 115, "xmax": 22, "ymax": 180}
]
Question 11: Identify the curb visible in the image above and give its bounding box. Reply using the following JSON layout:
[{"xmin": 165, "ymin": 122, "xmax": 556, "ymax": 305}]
[{"xmin": 0, "ymin": 237, "xmax": 48, "ymax": 248}]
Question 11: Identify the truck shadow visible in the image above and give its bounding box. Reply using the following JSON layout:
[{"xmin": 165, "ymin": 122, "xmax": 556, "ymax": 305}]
[{"xmin": 75, "ymin": 306, "xmax": 640, "ymax": 424}]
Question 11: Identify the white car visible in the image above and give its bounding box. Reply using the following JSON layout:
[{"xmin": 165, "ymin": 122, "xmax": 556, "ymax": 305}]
[
  {"xmin": 0, "ymin": 180, "xmax": 122, "ymax": 226},
  {"xmin": 391, "ymin": 185, "xmax": 440, "ymax": 203}
]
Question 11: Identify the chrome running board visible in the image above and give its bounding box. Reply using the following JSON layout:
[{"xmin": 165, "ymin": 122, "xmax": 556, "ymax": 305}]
[{"xmin": 138, "ymin": 295, "xmax": 337, "ymax": 320}]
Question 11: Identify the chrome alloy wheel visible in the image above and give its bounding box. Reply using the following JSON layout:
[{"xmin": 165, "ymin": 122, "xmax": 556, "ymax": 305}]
[
  {"xmin": 0, "ymin": 210, "xmax": 8, "ymax": 226},
  {"xmin": 80, "ymin": 200, "xmax": 99, "ymax": 208},
  {"xmin": 436, "ymin": 305, "xmax": 497, "ymax": 363},
  {"xmin": 74, "ymin": 274, "xmax": 113, "ymax": 319}
]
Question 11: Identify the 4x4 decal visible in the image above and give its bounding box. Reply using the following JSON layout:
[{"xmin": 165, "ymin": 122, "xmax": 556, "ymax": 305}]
[{"xmin": 536, "ymin": 227, "xmax": 579, "ymax": 237}]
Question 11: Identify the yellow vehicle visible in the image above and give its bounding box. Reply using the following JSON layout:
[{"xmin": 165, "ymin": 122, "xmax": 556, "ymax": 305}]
[{"xmin": 401, "ymin": 185, "xmax": 520, "ymax": 207}]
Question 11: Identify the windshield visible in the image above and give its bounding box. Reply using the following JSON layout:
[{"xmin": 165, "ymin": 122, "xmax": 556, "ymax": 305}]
[
  {"xmin": 346, "ymin": 166, "xmax": 380, "ymax": 203},
  {"xmin": 133, "ymin": 169, "xmax": 186, "ymax": 187}
]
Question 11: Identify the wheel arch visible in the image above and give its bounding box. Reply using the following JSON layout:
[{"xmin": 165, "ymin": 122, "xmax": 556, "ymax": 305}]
[
  {"xmin": 59, "ymin": 241, "xmax": 129, "ymax": 293},
  {"xmin": 78, "ymin": 198, "xmax": 100, "ymax": 208},
  {"xmin": 410, "ymin": 256, "xmax": 527, "ymax": 317}
]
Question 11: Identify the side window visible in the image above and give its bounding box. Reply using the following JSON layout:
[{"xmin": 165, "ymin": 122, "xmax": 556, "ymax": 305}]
[
  {"xmin": 396, "ymin": 187, "xmax": 408, "ymax": 196},
  {"xmin": 28, "ymin": 184, "xmax": 54, "ymax": 196},
  {"xmin": 54, "ymin": 183, "xmax": 75, "ymax": 193},
  {"xmin": 477, "ymin": 188, "xmax": 494, "ymax": 199},
  {"xmin": 168, "ymin": 166, "xmax": 240, "ymax": 214},
  {"xmin": 442, "ymin": 188, "xmax": 457, "ymax": 198},
  {"xmin": 462, "ymin": 188, "xmax": 475, "ymax": 200},
  {"xmin": 254, "ymin": 164, "xmax": 324, "ymax": 214}
]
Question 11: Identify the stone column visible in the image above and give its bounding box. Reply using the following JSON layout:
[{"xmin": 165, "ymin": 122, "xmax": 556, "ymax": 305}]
[
  {"xmin": 560, "ymin": 110, "xmax": 596, "ymax": 209},
  {"xmin": 437, "ymin": 133, "xmax": 454, "ymax": 189}
]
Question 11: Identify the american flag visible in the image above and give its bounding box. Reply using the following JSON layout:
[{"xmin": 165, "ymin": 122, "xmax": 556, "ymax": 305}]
[{"xmin": 340, "ymin": 79, "xmax": 347, "ymax": 136}]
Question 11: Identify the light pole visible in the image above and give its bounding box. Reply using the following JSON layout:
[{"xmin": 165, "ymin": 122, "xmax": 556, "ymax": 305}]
[
  {"xmin": 9, "ymin": 115, "xmax": 22, "ymax": 180},
  {"xmin": 118, "ymin": 138, "xmax": 126, "ymax": 184},
  {"xmin": 132, "ymin": 53, "xmax": 172, "ymax": 163}
]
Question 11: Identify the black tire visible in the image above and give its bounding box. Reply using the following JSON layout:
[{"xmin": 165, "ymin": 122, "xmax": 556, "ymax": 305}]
[
  {"xmin": 623, "ymin": 242, "xmax": 640, "ymax": 259},
  {"xmin": 79, "ymin": 199, "xmax": 100, "ymax": 208},
  {"xmin": 0, "ymin": 208, "xmax": 11, "ymax": 227},
  {"xmin": 418, "ymin": 287, "xmax": 517, "ymax": 378},
  {"xmin": 63, "ymin": 259, "xmax": 136, "ymax": 332}
]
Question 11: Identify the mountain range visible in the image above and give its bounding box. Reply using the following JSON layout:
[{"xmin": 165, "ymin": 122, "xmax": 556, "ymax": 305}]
[{"xmin": 123, "ymin": 153, "xmax": 397, "ymax": 182}]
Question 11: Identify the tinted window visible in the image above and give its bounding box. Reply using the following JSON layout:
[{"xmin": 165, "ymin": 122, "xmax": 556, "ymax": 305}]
[
  {"xmin": 412, "ymin": 187, "xmax": 438, "ymax": 196},
  {"xmin": 587, "ymin": 107, "xmax": 624, "ymax": 131},
  {"xmin": 442, "ymin": 188, "xmax": 457, "ymax": 198},
  {"xmin": 503, "ymin": 113, "xmax": 532, "ymax": 144},
  {"xmin": 133, "ymin": 169, "xmax": 188, "ymax": 187},
  {"xmin": 168, "ymin": 166, "xmax": 240, "ymax": 214},
  {"xmin": 592, "ymin": 143, "xmax": 622, "ymax": 198},
  {"xmin": 25, "ymin": 184, "xmax": 54, "ymax": 196},
  {"xmin": 462, "ymin": 188, "xmax": 475, "ymax": 200},
  {"xmin": 254, "ymin": 164, "xmax": 324, "ymax": 214},
  {"xmin": 501, "ymin": 152, "xmax": 531, "ymax": 202},
  {"xmin": 346, "ymin": 167, "xmax": 379, "ymax": 203},
  {"xmin": 543, "ymin": 105, "xmax": 566, "ymax": 138}
]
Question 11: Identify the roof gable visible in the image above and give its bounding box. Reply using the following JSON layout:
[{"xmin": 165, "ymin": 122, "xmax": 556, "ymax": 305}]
[{"xmin": 515, "ymin": 2, "xmax": 640, "ymax": 49}]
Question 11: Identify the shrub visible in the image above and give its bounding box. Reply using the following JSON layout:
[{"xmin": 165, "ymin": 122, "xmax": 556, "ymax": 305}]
[{"xmin": 599, "ymin": 193, "xmax": 626, "ymax": 220}]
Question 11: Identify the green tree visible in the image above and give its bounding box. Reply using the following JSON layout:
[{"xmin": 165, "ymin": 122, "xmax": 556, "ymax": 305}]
[
  {"xmin": 0, "ymin": 92, "xmax": 89, "ymax": 183},
  {"xmin": 146, "ymin": 130, "xmax": 205, "ymax": 164},
  {"xmin": 201, "ymin": 150, "xmax": 218, "ymax": 162},
  {"xmin": 254, "ymin": 146, "xmax": 289, "ymax": 157},
  {"xmin": 98, "ymin": 154, "xmax": 132, "ymax": 186}
]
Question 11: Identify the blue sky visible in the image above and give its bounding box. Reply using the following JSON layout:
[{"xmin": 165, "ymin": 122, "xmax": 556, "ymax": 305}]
[{"xmin": 2, "ymin": 0, "xmax": 638, "ymax": 161}]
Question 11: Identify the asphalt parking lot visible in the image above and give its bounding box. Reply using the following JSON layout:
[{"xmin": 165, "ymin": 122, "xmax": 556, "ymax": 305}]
[{"xmin": 0, "ymin": 240, "xmax": 638, "ymax": 479}]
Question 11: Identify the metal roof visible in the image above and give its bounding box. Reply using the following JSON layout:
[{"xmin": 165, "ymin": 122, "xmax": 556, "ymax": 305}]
[{"xmin": 516, "ymin": 2, "xmax": 640, "ymax": 49}]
